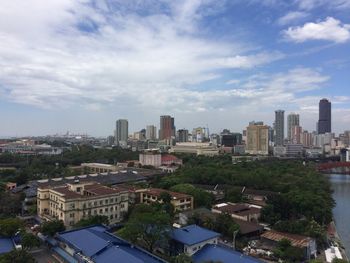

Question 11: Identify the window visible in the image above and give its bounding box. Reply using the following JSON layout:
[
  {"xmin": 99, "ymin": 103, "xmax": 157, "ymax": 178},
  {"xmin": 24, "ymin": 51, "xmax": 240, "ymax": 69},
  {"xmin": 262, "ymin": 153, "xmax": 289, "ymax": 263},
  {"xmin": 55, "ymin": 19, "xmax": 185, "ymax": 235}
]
[
  {"xmin": 99, "ymin": 209, "xmax": 103, "ymax": 214},
  {"xmin": 110, "ymin": 215, "xmax": 113, "ymax": 219},
  {"xmin": 100, "ymin": 200, "xmax": 103, "ymax": 205},
  {"xmin": 70, "ymin": 213, "xmax": 74, "ymax": 218},
  {"xmin": 105, "ymin": 199, "xmax": 108, "ymax": 204},
  {"xmin": 121, "ymin": 203, "xmax": 125, "ymax": 209},
  {"xmin": 110, "ymin": 207, "xmax": 113, "ymax": 211},
  {"xmin": 94, "ymin": 210, "xmax": 97, "ymax": 215},
  {"xmin": 105, "ymin": 208, "xmax": 108, "ymax": 212},
  {"xmin": 94, "ymin": 201, "xmax": 97, "ymax": 206}
]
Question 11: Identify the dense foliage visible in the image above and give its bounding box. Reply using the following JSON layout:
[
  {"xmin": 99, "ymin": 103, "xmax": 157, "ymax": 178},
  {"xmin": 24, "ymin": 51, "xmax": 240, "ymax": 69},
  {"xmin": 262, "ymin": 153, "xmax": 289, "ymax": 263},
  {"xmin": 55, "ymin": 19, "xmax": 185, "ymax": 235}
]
[
  {"xmin": 156, "ymin": 156, "xmax": 334, "ymax": 230},
  {"xmin": 0, "ymin": 250, "xmax": 35, "ymax": 263},
  {"xmin": 41, "ymin": 220, "xmax": 65, "ymax": 236},
  {"xmin": 117, "ymin": 204, "xmax": 172, "ymax": 252},
  {"xmin": 0, "ymin": 218, "xmax": 23, "ymax": 237},
  {"xmin": 75, "ymin": 215, "xmax": 109, "ymax": 228},
  {"xmin": 0, "ymin": 145, "xmax": 139, "ymax": 184}
]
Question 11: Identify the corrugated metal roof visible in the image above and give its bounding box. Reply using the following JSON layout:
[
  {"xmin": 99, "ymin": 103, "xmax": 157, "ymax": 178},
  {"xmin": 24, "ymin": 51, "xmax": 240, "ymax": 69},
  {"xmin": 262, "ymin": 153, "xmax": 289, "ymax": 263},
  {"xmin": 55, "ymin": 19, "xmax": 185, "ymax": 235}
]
[
  {"xmin": 261, "ymin": 230, "xmax": 313, "ymax": 248},
  {"xmin": 171, "ymin": 225, "xmax": 220, "ymax": 246}
]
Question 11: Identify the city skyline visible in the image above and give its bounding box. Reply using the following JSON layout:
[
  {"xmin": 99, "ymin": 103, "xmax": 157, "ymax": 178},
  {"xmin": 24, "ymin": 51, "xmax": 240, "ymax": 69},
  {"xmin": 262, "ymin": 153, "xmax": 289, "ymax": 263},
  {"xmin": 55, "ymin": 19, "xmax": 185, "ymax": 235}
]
[{"xmin": 1, "ymin": 1, "xmax": 350, "ymax": 136}]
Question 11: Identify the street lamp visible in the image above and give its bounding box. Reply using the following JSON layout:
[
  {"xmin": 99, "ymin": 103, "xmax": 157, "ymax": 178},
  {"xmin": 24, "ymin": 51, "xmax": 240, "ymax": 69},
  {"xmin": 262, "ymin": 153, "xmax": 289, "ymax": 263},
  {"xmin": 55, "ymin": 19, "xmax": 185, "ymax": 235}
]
[{"xmin": 233, "ymin": 229, "xmax": 239, "ymax": 250}]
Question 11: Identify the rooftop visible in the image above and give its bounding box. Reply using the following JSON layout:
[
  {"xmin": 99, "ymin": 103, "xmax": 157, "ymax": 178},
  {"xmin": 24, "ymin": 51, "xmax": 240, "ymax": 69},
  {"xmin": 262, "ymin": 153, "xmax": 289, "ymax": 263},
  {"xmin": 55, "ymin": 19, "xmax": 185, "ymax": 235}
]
[
  {"xmin": 57, "ymin": 225, "xmax": 166, "ymax": 263},
  {"xmin": 0, "ymin": 238, "xmax": 14, "ymax": 255},
  {"xmin": 261, "ymin": 230, "xmax": 313, "ymax": 248},
  {"xmin": 171, "ymin": 225, "xmax": 220, "ymax": 246},
  {"xmin": 213, "ymin": 203, "xmax": 261, "ymax": 216},
  {"xmin": 144, "ymin": 188, "xmax": 192, "ymax": 200},
  {"xmin": 192, "ymin": 244, "xmax": 262, "ymax": 263}
]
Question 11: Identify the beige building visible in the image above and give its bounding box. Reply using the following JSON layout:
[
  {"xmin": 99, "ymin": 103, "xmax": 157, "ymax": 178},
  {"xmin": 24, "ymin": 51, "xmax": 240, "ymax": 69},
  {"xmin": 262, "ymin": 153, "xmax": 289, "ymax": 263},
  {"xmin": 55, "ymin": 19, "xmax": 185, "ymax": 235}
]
[
  {"xmin": 37, "ymin": 182, "xmax": 129, "ymax": 227},
  {"xmin": 80, "ymin": 163, "xmax": 118, "ymax": 173},
  {"xmin": 139, "ymin": 188, "xmax": 194, "ymax": 212},
  {"xmin": 169, "ymin": 142, "xmax": 219, "ymax": 156},
  {"xmin": 139, "ymin": 151, "xmax": 162, "ymax": 167},
  {"xmin": 246, "ymin": 123, "xmax": 269, "ymax": 155}
]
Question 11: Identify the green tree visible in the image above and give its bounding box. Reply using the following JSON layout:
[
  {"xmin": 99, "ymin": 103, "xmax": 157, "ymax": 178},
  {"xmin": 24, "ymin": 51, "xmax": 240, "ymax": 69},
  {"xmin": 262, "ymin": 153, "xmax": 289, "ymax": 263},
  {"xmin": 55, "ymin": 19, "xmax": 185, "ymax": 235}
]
[
  {"xmin": 41, "ymin": 220, "xmax": 65, "ymax": 236},
  {"xmin": 118, "ymin": 204, "xmax": 171, "ymax": 252},
  {"xmin": 74, "ymin": 215, "xmax": 109, "ymax": 228},
  {"xmin": 273, "ymin": 238, "xmax": 304, "ymax": 262},
  {"xmin": 214, "ymin": 213, "xmax": 239, "ymax": 238},
  {"xmin": 0, "ymin": 218, "xmax": 23, "ymax": 237},
  {"xmin": 332, "ymin": 259, "xmax": 349, "ymax": 263},
  {"xmin": 21, "ymin": 232, "xmax": 41, "ymax": 250},
  {"xmin": 0, "ymin": 250, "xmax": 36, "ymax": 263}
]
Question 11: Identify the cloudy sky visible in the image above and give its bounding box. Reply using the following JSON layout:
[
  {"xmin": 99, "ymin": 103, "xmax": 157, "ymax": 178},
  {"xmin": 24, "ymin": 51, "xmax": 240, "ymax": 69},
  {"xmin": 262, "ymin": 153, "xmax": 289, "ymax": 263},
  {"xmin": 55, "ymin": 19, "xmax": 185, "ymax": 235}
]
[{"xmin": 1, "ymin": 0, "xmax": 350, "ymax": 137}]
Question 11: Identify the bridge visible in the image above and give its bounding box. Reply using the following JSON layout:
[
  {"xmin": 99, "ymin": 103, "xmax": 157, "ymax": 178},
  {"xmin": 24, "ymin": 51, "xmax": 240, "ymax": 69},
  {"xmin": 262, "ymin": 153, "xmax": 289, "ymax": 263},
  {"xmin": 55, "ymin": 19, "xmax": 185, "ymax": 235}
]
[{"xmin": 317, "ymin": 162, "xmax": 350, "ymax": 174}]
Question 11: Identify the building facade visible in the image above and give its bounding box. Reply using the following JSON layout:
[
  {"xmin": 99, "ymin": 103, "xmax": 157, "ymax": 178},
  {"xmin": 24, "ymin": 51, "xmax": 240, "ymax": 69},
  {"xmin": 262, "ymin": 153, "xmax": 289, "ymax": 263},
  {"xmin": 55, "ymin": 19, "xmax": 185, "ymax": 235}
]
[
  {"xmin": 159, "ymin": 115, "xmax": 175, "ymax": 140},
  {"xmin": 146, "ymin": 125, "xmax": 157, "ymax": 140},
  {"xmin": 177, "ymin": 129, "xmax": 189, "ymax": 143},
  {"xmin": 139, "ymin": 188, "xmax": 193, "ymax": 212},
  {"xmin": 246, "ymin": 122, "xmax": 269, "ymax": 155},
  {"xmin": 318, "ymin": 99, "xmax": 331, "ymax": 134},
  {"xmin": 287, "ymin": 113, "xmax": 300, "ymax": 141},
  {"xmin": 37, "ymin": 182, "xmax": 129, "ymax": 227},
  {"xmin": 115, "ymin": 119, "xmax": 129, "ymax": 147},
  {"xmin": 275, "ymin": 110, "xmax": 285, "ymax": 146}
]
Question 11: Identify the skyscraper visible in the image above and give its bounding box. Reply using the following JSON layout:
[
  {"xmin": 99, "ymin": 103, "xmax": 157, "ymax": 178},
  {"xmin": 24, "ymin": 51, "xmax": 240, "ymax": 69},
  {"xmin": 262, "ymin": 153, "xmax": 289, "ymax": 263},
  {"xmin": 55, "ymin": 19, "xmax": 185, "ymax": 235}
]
[
  {"xmin": 146, "ymin": 125, "xmax": 157, "ymax": 140},
  {"xmin": 159, "ymin": 115, "xmax": 175, "ymax": 140},
  {"xmin": 318, "ymin": 99, "xmax": 331, "ymax": 134},
  {"xmin": 115, "ymin": 119, "xmax": 128, "ymax": 147},
  {"xmin": 274, "ymin": 110, "xmax": 285, "ymax": 146},
  {"xmin": 177, "ymin": 129, "xmax": 189, "ymax": 142},
  {"xmin": 287, "ymin": 113, "xmax": 300, "ymax": 141}
]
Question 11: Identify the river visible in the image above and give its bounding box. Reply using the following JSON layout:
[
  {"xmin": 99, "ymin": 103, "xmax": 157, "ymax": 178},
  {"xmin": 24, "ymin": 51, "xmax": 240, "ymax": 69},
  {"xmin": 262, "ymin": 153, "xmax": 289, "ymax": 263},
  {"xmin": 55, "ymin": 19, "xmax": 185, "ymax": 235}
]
[{"xmin": 329, "ymin": 174, "xmax": 350, "ymax": 259}]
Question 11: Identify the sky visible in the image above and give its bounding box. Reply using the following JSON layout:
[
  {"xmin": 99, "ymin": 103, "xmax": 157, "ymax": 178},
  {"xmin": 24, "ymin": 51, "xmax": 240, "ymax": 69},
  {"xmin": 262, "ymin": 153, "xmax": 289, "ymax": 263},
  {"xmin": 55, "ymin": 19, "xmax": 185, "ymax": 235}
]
[{"xmin": 0, "ymin": 0, "xmax": 350, "ymax": 137}]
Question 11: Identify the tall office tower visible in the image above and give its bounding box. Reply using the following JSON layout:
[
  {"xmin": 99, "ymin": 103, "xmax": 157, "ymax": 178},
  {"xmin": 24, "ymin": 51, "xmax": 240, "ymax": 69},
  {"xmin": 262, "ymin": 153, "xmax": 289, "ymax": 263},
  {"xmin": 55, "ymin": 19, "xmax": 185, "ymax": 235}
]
[
  {"xmin": 115, "ymin": 119, "xmax": 128, "ymax": 146},
  {"xmin": 159, "ymin": 115, "xmax": 175, "ymax": 140},
  {"xmin": 291, "ymin": 126, "xmax": 302, "ymax": 144},
  {"xmin": 287, "ymin": 113, "xmax": 300, "ymax": 141},
  {"xmin": 274, "ymin": 110, "xmax": 285, "ymax": 146},
  {"xmin": 318, "ymin": 98, "xmax": 331, "ymax": 134},
  {"xmin": 177, "ymin": 129, "xmax": 189, "ymax": 142},
  {"xmin": 146, "ymin": 125, "xmax": 157, "ymax": 140},
  {"xmin": 246, "ymin": 121, "xmax": 269, "ymax": 155}
]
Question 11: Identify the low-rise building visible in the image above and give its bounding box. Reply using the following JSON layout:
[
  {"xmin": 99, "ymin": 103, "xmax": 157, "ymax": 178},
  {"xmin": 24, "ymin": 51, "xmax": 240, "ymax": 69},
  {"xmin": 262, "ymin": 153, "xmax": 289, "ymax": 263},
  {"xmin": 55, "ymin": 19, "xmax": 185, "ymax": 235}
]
[
  {"xmin": 55, "ymin": 225, "xmax": 166, "ymax": 263},
  {"xmin": 260, "ymin": 230, "xmax": 317, "ymax": 260},
  {"xmin": 170, "ymin": 225, "xmax": 220, "ymax": 256},
  {"xmin": 37, "ymin": 182, "xmax": 129, "ymax": 227},
  {"xmin": 212, "ymin": 203, "xmax": 261, "ymax": 222},
  {"xmin": 192, "ymin": 244, "xmax": 262, "ymax": 263},
  {"xmin": 169, "ymin": 142, "xmax": 219, "ymax": 156},
  {"xmin": 139, "ymin": 188, "xmax": 194, "ymax": 212},
  {"xmin": 80, "ymin": 163, "xmax": 118, "ymax": 173}
]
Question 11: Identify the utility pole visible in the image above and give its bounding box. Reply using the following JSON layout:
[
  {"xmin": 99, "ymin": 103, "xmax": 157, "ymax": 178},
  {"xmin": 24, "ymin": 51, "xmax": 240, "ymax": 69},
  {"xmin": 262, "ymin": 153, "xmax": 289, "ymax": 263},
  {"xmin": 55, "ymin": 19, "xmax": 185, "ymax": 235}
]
[{"xmin": 233, "ymin": 229, "xmax": 239, "ymax": 249}]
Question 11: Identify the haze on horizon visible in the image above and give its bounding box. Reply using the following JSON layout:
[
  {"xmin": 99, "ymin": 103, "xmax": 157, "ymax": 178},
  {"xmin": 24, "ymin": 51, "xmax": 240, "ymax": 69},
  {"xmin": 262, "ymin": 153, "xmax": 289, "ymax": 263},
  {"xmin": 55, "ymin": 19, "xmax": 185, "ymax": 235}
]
[{"xmin": 0, "ymin": 0, "xmax": 350, "ymax": 137}]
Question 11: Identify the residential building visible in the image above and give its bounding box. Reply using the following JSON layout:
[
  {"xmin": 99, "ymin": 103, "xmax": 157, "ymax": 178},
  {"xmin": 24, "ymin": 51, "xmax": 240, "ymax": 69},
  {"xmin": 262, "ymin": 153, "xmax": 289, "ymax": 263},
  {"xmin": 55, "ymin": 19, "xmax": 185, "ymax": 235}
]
[
  {"xmin": 115, "ymin": 119, "xmax": 128, "ymax": 147},
  {"xmin": 291, "ymin": 125, "xmax": 302, "ymax": 144},
  {"xmin": 177, "ymin": 129, "xmax": 189, "ymax": 142},
  {"xmin": 80, "ymin": 163, "xmax": 118, "ymax": 174},
  {"xmin": 159, "ymin": 115, "xmax": 175, "ymax": 140},
  {"xmin": 302, "ymin": 130, "xmax": 313, "ymax": 147},
  {"xmin": 287, "ymin": 113, "xmax": 300, "ymax": 141},
  {"xmin": 139, "ymin": 188, "xmax": 193, "ymax": 212},
  {"xmin": 192, "ymin": 244, "xmax": 262, "ymax": 263},
  {"xmin": 260, "ymin": 230, "xmax": 317, "ymax": 260},
  {"xmin": 286, "ymin": 143, "xmax": 304, "ymax": 157},
  {"xmin": 139, "ymin": 150, "xmax": 162, "ymax": 167},
  {"xmin": 318, "ymin": 98, "xmax": 331, "ymax": 134},
  {"xmin": 212, "ymin": 203, "xmax": 261, "ymax": 222},
  {"xmin": 246, "ymin": 122, "xmax": 269, "ymax": 155},
  {"xmin": 37, "ymin": 182, "xmax": 129, "ymax": 227},
  {"xmin": 170, "ymin": 225, "xmax": 220, "ymax": 256},
  {"xmin": 55, "ymin": 225, "xmax": 166, "ymax": 263},
  {"xmin": 170, "ymin": 142, "xmax": 219, "ymax": 156},
  {"xmin": 275, "ymin": 110, "xmax": 285, "ymax": 146},
  {"xmin": 146, "ymin": 125, "xmax": 157, "ymax": 140}
]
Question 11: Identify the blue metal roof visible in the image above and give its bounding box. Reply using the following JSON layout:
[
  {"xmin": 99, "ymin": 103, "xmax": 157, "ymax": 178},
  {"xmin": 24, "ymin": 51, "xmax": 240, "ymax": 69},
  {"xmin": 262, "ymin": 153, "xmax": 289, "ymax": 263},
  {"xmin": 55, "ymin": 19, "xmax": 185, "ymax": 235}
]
[
  {"xmin": 171, "ymin": 225, "xmax": 221, "ymax": 246},
  {"xmin": 52, "ymin": 247, "xmax": 78, "ymax": 263},
  {"xmin": 192, "ymin": 244, "xmax": 262, "ymax": 263},
  {"xmin": 57, "ymin": 225, "xmax": 166, "ymax": 263},
  {"xmin": 0, "ymin": 238, "xmax": 14, "ymax": 255}
]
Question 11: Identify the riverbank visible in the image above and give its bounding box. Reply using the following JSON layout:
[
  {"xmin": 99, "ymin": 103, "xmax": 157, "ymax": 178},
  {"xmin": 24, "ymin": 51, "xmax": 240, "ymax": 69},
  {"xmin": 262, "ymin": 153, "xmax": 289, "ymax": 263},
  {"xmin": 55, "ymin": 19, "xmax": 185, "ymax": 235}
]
[{"xmin": 327, "ymin": 221, "xmax": 349, "ymax": 261}]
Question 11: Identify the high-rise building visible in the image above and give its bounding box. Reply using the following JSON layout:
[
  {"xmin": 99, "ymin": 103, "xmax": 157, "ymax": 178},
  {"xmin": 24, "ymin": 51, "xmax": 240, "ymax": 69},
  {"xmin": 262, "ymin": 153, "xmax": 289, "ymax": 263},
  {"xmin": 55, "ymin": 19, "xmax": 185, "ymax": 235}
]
[
  {"xmin": 318, "ymin": 99, "xmax": 331, "ymax": 134},
  {"xmin": 159, "ymin": 115, "xmax": 175, "ymax": 140},
  {"xmin": 291, "ymin": 126, "xmax": 302, "ymax": 144},
  {"xmin": 115, "ymin": 119, "xmax": 128, "ymax": 146},
  {"xmin": 246, "ymin": 121, "xmax": 269, "ymax": 155},
  {"xmin": 287, "ymin": 113, "xmax": 300, "ymax": 141},
  {"xmin": 302, "ymin": 130, "xmax": 313, "ymax": 147},
  {"xmin": 177, "ymin": 129, "xmax": 189, "ymax": 142},
  {"xmin": 146, "ymin": 125, "xmax": 157, "ymax": 140},
  {"xmin": 275, "ymin": 110, "xmax": 285, "ymax": 146}
]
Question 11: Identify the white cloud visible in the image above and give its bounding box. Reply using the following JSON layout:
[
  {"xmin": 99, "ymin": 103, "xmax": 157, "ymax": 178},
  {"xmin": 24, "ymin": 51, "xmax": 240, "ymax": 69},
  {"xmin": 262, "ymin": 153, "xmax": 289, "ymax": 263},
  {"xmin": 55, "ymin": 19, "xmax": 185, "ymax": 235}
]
[
  {"xmin": 283, "ymin": 17, "xmax": 350, "ymax": 43},
  {"xmin": 0, "ymin": 0, "xmax": 285, "ymax": 112},
  {"xmin": 277, "ymin": 11, "xmax": 309, "ymax": 25},
  {"xmin": 295, "ymin": 0, "xmax": 350, "ymax": 10}
]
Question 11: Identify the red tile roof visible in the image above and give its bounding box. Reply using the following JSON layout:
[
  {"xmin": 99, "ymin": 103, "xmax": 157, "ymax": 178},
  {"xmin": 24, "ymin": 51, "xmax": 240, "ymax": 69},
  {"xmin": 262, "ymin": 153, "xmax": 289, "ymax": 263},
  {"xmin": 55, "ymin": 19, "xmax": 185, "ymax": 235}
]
[{"xmin": 143, "ymin": 188, "xmax": 192, "ymax": 200}]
